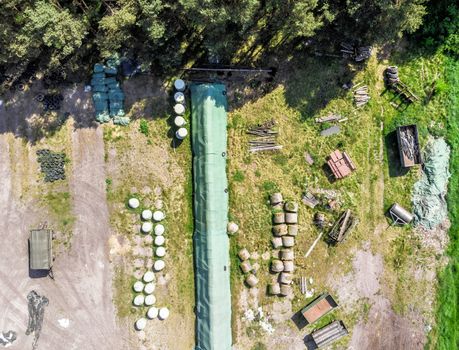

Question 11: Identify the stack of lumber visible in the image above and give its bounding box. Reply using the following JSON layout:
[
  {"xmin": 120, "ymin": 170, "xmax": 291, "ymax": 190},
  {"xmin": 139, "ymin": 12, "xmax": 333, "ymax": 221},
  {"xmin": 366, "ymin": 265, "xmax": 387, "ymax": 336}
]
[
  {"xmin": 327, "ymin": 209, "xmax": 356, "ymax": 244},
  {"xmin": 247, "ymin": 120, "xmax": 282, "ymax": 152},
  {"xmin": 353, "ymin": 85, "xmax": 370, "ymax": 107},
  {"xmin": 327, "ymin": 150, "xmax": 356, "ymax": 179}
]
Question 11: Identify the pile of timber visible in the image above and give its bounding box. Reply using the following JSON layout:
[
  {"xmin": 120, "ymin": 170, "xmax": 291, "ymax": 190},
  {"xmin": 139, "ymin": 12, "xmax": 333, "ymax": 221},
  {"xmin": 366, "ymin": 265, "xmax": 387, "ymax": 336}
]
[
  {"xmin": 384, "ymin": 66, "xmax": 419, "ymax": 105},
  {"xmin": 311, "ymin": 320, "xmax": 348, "ymax": 348},
  {"xmin": 247, "ymin": 119, "xmax": 282, "ymax": 152},
  {"xmin": 340, "ymin": 42, "xmax": 372, "ymax": 62},
  {"xmin": 268, "ymin": 193, "xmax": 298, "ymax": 297},
  {"xmin": 315, "ymin": 114, "xmax": 345, "ymax": 123},
  {"xmin": 353, "ymin": 85, "xmax": 370, "ymax": 107},
  {"xmin": 327, "ymin": 209, "xmax": 356, "ymax": 244}
]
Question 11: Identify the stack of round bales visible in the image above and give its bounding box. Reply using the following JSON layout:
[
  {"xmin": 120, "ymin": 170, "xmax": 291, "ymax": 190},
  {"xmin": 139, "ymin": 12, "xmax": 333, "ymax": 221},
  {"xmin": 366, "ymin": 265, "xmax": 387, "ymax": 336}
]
[
  {"xmin": 173, "ymin": 79, "xmax": 188, "ymax": 140},
  {"xmin": 238, "ymin": 248, "xmax": 258, "ymax": 287},
  {"xmin": 268, "ymin": 193, "xmax": 298, "ymax": 297}
]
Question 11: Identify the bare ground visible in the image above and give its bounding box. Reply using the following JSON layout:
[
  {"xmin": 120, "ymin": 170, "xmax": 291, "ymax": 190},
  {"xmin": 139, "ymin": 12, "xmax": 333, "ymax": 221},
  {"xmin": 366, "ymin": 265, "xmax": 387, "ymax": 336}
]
[{"xmin": 0, "ymin": 85, "xmax": 129, "ymax": 350}]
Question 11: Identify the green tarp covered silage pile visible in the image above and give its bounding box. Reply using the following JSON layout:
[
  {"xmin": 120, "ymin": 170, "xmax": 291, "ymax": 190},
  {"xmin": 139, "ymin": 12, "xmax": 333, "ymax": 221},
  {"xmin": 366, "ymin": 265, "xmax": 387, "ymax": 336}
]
[
  {"xmin": 191, "ymin": 83, "xmax": 232, "ymax": 350},
  {"xmin": 91, "ymin": 62, "xmax": 129, "ymax": 125}
]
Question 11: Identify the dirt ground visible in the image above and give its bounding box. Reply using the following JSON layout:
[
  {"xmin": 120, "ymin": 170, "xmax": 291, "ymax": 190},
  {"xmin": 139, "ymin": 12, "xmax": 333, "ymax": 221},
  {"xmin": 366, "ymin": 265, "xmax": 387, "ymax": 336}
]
[{"xmin": 0, "ymin": 85, "xmax": 128, "ymax": 350}]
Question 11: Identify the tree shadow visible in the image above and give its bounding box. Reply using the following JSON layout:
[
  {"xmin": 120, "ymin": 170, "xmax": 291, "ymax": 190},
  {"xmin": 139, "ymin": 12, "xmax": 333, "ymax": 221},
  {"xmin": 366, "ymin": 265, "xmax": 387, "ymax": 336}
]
[
  {"xmin": 303, "ymin": 334, "xmax": 319, "ymax": 350},
  {"xmin": 291, "ymin": 309, "xmax": 309, "ymax": 330}
]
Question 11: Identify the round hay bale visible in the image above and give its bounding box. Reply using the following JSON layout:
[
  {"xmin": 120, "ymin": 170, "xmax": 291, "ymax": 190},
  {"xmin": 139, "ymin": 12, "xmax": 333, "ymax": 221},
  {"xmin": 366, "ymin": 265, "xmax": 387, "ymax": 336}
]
[
  {"xmin": 238, "ymin": 248, "xmax": 250, "ymax": 261},
  {"xmin": 144, "ymin": 282, "xmax": 155, "ymax": 294},
  {"xmin": 128, "ymin": 198, "xmax": 140, "ymax": 209},
  {"xmin": 252, "ymin": 262, "xmax": 260, "ymax": 272},
  {"xmin": 279, "ymin": 272, "xmax": 292, "ymax": 285},
  {"xmin": 133, "ymin": 281, "xmax": 144, "ymax": 292},
  {"xmin": 154, "ymin": 224, "xmax": 165, "ymax": 236},
  {"xmin": 176, "ymin": 127, "xmax": 188, "ymax": 139},
  {"xmin": 159, "ymin": 307, "xmax": 170, "ymax": 320},
  {"xmin": 284, "ymin": 201, "xmax": 298, "ymax": 213},
  {"xmin": 268, "ymin": 283, "xmax": 281, "ymax": 295},
  {"xmin": 174, "ymin": 79, "xmax": 186, "ymax": 91},
  {"xmin": 141, "ymin": 209, "xmax": 153, "ymax": 220},
  {"xmin": 174, "ymin": 116, "xmax": 186, "ymax": 127},
  {"xmin": 153, "ymin": 211, "xmax": 165, "ymax": 222},
  {"xmin": 154, "ymin": 235, "xmax": 165, "ymax": 246},
  {"xmin": 280, "ymin": 249, "xmax": 294, "ymax": 261},
  {"xmin": 272, "ymin": 224, "xmax": 287, "ymax": 236},
  {"xmin": 227, "ymin": 222, "xmax": 239, "ymax": 234},
  {"xmin": 174, "ymin": 92, "xmax": 185, "ymax": 104},
  {"xmin": 282, "ymin": 236, "xmax": 295, "ymax": 248},
  {"xmin": 133, "ymin": 294, "xmax": 145, "ymax": 306},
  {"xmin": 145, "ymin": 295, "xmax": 156, "ymax": 306},
  {"xmin": 154, "ymin": 260, "xmax": 165, "ymax": 271},
  {"xmin": 271, "ymin": 237, "xmax": 283, "ymax": 249},
  {"xmin": 279, "ymin": 284, "xmax": 292, "ymax": 296},
  {"xmin": 156, "ymin": 246, "xmax": 166, "ymax": 257},
  {"xmin": 271, "ymin": 259, "xmax": 284, "ymax": 273},
  {"xmin": 287, "ymin": 224, "xmax": 298, "ymax": 236},
  {"xmin": 283, "ymin": 260, "xmax": 294, "ymax": 272},
  {"xmin": 285, "ymin": 212, "xmax": 298, "ymax": 224},
  {"xmin": 240, "ymin": 261, "xmax": 252, "ymax": 274},
  {"xmin": 174, "ymin": 104, "xmax": 185, "ymax": 115},
  {"xmin": 141, "ymin": 222, "xmax": 153, "ymax": 233},
  {"xmin": 135, "ymin": 318, "xmax": 147, "ymax": 331},
  {"xmin": 143, "ymin": 271, "xmax": 155, "ymax": 283},
  {"xmin": 273, "ymin": 212, "xmax": 285, "ymax": 224},
  {"xmin": 147, "ymin": 307, "xmax": 158, "ymax": 319},
  {"xmin": 245, "ymin": 274, "xmax": 259, "ymax": 288},
  {"xmin": 270, "ymin": 193, "xmax": 283, "ymax": 205}
]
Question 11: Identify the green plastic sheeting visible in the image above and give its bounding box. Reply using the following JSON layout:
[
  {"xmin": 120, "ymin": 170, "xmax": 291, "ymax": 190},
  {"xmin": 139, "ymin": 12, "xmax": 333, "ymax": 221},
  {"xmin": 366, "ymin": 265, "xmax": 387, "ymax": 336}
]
[{"xmin": 191, "ymin": 83, "xmax": 232, "ymax": 350}]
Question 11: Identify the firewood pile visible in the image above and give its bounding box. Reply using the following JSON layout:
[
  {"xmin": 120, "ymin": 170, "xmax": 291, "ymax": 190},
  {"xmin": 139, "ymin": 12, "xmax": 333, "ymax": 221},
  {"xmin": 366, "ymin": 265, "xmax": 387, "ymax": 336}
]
[
  {"xmin": 315, "ymin": 114, "xmax": 345, "ymax": 123},
  {"xmin": 340, "ymin": 42, "xmax": 372, "ymax": 62},
  {"xmin": 353, "ymin": 85, "xmax": 370, "ymax": 107},
  {"xmin": 247, "ymin": 119, "xmax": 282, "ymax": 152},
  {"xmin": 327, "ymin": 209, "xmax": 356, "ymax": 244}
]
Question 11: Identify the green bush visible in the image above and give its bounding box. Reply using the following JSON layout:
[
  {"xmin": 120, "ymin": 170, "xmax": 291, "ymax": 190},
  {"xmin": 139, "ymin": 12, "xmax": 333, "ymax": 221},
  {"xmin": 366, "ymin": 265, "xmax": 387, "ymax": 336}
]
[{"xmin": 139, "ymin": 119, "xmax": 149, "ymax": 136}]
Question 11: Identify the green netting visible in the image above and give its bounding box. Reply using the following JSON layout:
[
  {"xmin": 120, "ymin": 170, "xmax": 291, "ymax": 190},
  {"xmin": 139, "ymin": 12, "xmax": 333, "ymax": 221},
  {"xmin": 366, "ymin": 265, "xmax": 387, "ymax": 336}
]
[
  {"xmin": 191, "ymin": 83, "xmax": 232, "ymax": 350},
  {"xmin": 412, "ymin": 138, "xmax": 451, "ymax": 229}
]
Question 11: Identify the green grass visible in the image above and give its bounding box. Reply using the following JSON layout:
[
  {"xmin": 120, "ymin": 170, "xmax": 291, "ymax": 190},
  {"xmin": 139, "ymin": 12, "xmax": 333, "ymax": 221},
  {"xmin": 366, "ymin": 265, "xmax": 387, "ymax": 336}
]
[
  {"xmin": 42, "ymin": 191, "xmax": 75, "ymax": 230},
  {"xmin": 432, "ymin": 56, "xmax": 459, "ymax": 350}
]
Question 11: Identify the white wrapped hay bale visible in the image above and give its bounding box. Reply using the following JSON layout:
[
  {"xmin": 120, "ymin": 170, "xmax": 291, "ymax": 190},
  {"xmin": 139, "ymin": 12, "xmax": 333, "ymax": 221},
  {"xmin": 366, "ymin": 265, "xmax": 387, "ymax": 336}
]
[
  {"xmin": 284, "ymin": 201, "xmax": 298, "ymax": 213},
  {"xmin": 285, "ymin": 212, "xmax": 298, "ymax": 224},
  {"xmin": 174, "ymin": 92, "xmax": 185, "ymax": 104},
  {"xmin": 141, "ymin": 209, "xmax": 153, "ymax": 220},
  {"xmin": 143, "ymin": 271, "xmax": 155, "ymax": 283},
  {"xmin": 283, "ymin": 260, "xmax": 294, "ymax": 272},
  {"xmin": 144, "ymin": 282, "xmax": 155, "ymax": 294},
  {"xmin": 270, "ymin": 193, "xmax": 283, "ymax": 205},
  {"xmin": 174, "ymin": 79, "xmax": 186, "ymax": 92},
  {"xmin": 227, "ymin": 222, "xmax": 239, "ymax": 235},
  {"xmin": 141, "ymin": 222, "xmax": 153, "ymax": 233},
  {"xmin": 153, "ymin": 211, "xmax": 165, "ymax": 222},
  {"xmin": 238, "ymin": 248, "xmax": 250, "ymax": 261},
  {"xmin": 245, "ymin": 274, "xmax": 259, "ymax": 288},
  {"xmin": 268, "ymin": 283, "xmax": 281, "ymax": 295},
  {"xmin": 154, "ymin": 235, "xmax": 165, "ymax": 246},
  {"xmin": 154, "ymin": 260, "xmax": 165, "ymax": 271},
  {"xmin": 159, "ymin": 307, "xmax": 170, "ymax": 320},
  {"xmin": 176, "ymin": 128, "xmax": 188, "ymax": 140},
  {"xmin": 287, "ymin": 224, "xmax": 298, "ymax": 236},
  {"xmin": 133, "ymin": 281, "xmax": 144, "ymax": 293},
  {"xmin": 154, "ymin": 224, "xmax": 165, "ymax": 236},
  {"xmin": 273, "ymin": 212, "xmax": 285, "ymax": 224},
  {"xmin": 156, "ymin": 246, "xmax": 166, "ymax": 257},
  {"xmin": 174, "ymin": 103, "xmax": 185, "ymax": 115},
  {"xmin": 272, "ymin": 224, "xmax": 287, "ymax": 237},
  {"xmin": 280, "ymin": 249, "xmax": 294, "ymax": 261},
  {"xmin": 271, "ymin": 260, "xmax": 284, "ymax": 273},
  {"xmin": 174, "ymin": 116, "xmax": 186, "ymax": 127},
  {"xmin": 147, "ymin": 307, "xmax": 158, "ymax": 319},
  {"xmin": 240, "ymin": 261, "xmax": 252, "ymax": 274},
  {"xmin": 279, "ymin": 272, "xmax": 292, "ymax": 285},
  {"xmin": 145, "ymin": 295, "xmax": 156, "ymax": 306},
  {"xmin": 271, "ymin": 237, "xmax": 283, "ymax": 249},
  {"xmin": 135, "ymin": 318, "xmax": 147, "ymax": 331},
  {"xmin": 133, "ymin": 294, "xmax": 145, "ymax": 306},
  {"xmin": 128, "ymin": 198, "xmax": 140, "ymax": 209},
  {"xmin": 282, "ymin": 236, "xmax": 295, "ymax": 248}
]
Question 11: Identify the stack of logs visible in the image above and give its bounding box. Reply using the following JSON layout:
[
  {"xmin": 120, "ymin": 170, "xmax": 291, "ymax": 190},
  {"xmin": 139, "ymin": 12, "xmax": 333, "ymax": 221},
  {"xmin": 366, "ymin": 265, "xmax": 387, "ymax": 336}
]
[
  {"xmin": 268, "ymin": 193, "xmax": 298, "ymax": 297},
  {"xmin": 247, "ymin": 120, "xmax": 282, "ymax": 153},
  {"xmin": 353, "ymin": 85, "xmax": 370, "ymax": 107},
  {"xmin": 238, "ymin": 248, "xmax": 260, "ymax": 288},
  {"xmin": 340, "ymin": 43, "xmax": 372, "ymax": 62}
]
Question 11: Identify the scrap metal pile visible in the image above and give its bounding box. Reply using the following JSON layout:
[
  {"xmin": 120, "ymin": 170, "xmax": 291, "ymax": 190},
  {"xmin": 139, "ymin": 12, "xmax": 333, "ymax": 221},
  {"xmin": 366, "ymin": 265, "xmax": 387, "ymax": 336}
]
[
  {"xmin": 396, "ymin": 125, "xmax": 422, "ymax": 167},
  {"xmin": 34, "ymin": 93, "xmax": 64, "ymax": 111},
  {"xmin": 247, "ymin": 120, "xmax": 282, "ymax": 152},
  {"xmin": 384, "ymin": 66, "xmax": 419, "ymax": 105},
  {"xmin": 340, "ymin": 42, "xmax": 372, "ymax": 62},
  {"xmin": 36, "ymin": 149, "xmax": 66, "ymax": 182},
  {"xmin": 0, "ymin": 331, "xmax": 16, "ymax": 347},
  {"xmin": 26, "ymin": 291, "xmax": 49, "ymax": 350}
]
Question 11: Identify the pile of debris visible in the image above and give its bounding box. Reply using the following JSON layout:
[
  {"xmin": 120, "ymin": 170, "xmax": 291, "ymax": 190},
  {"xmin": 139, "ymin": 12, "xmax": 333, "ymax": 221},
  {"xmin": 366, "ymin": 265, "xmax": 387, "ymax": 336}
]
[
  {"xmin": 238, "ymin": 248, "xmax": 260, "ymax": 288},
  {"xmin": 384, "ymin": 66, "xmax": 419, "ymax": 106},
  {"xmin": 412, "ymin": 138, "xmax": 451, "ymax": 229},
  {"xmin": 327, "ymin": 209, "xmax": 356, "ymax": 244},
  {"xmin": 268, "ymin": 193, "xmax": 298, "ymax": 297},
  {"xmin": 353, "ymin": 85, "xmax": 370, "ymax": 107},
  {"xmin": 0, "ymin": 331, "xmax": 16, "ymax": 347},
  {"xmin": 35, "ymin": 93, "xmax": 64, "ymax": 111},
  {"xmin": 91, "ymin": 62, "xmax": 129, "ymax": 125},
  {"xmin": 340, "ymin": 42, "xmax": 372, "ymax": 62},
  {"xmin": 26, "ymin": 290, "xmax": 49, "ymax": 350},
  {"xmin": 247, "ymin": 120, "xmax": 282, "ymax": 152},
  {"xmin": 396, "ymin": 125, "xmax": 422, "ymax": 167},
  {"xmin": 36, "ymin": 149, "xmax": 66, "ymax": 182},
  {"xmin": 327, "ymin": 150, "xmax": 356, "ymax": 179}
]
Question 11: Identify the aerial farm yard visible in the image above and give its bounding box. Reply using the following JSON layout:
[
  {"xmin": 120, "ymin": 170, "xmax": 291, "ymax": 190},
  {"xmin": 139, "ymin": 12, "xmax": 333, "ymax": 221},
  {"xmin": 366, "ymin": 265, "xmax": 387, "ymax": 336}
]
[{"xmin": 0, "ymin": 2, "xmax": 458, "ymax": 350}]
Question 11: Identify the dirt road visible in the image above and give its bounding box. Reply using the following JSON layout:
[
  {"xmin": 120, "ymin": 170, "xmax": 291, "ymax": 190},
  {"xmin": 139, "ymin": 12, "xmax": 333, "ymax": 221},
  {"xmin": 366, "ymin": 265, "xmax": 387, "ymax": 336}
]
[{"xmin": 0, "ymin": 89, "xmax": 128, "ymax": 350}]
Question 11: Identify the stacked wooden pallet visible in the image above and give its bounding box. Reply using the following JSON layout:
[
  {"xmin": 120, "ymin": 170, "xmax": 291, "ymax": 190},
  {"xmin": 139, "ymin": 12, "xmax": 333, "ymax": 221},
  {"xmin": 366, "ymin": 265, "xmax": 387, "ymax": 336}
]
[{"xmin": 247, "ymin": 120, "xmax": 282, "ymax": 152}]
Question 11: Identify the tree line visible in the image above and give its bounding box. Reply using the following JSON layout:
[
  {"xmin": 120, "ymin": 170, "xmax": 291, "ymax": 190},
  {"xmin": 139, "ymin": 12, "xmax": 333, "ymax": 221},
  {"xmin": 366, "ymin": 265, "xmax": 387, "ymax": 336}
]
[{"xmin": 0, "ymin": 0, "xmax": 456, "ymax": 82}]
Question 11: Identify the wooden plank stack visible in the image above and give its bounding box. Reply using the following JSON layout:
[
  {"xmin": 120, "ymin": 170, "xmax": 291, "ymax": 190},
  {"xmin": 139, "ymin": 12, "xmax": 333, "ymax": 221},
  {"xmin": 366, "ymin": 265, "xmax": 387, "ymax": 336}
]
[
  {"xmin": 247, "ymin": 119, "xmax": 282, "ymax": 152},
  {"xmin": 353, "ymin": 85, "xmax": 370, "ymax": 107}
]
